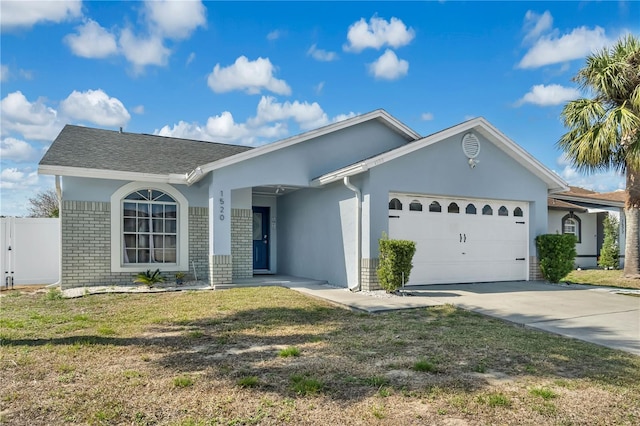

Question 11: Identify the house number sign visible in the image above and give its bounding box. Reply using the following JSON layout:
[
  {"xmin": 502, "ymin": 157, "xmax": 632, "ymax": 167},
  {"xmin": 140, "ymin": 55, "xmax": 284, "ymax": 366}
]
[{"xmin": 219, "ymin": 190, "xmax": 225, "ymax": 221}]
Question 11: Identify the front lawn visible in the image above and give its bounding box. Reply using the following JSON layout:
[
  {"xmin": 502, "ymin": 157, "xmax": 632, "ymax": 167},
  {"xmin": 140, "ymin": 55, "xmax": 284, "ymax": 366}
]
[
  {"xmin": 1, "ymin": 287, "xmax": 639, "ymax": 425},
  {"xmin": 563, "ymin": 269, "xmax": 640, "ymax": 290}
]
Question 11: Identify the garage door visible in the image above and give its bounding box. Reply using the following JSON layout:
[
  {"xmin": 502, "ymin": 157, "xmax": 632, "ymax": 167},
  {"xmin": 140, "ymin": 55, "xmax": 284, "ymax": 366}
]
[{"xmin": 388, "ymin": 194, "xmax": 528, "ymax": 285}]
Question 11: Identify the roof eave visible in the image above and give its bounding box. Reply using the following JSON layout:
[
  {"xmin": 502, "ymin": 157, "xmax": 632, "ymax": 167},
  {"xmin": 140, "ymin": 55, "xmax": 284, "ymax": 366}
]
[
  {"xmin": 551, "ymin": 194, "xmax": 625, "ymax": 208},
  {"xmin": 38, "ymin": 164, "xmax": 186, "ymax": 184}
]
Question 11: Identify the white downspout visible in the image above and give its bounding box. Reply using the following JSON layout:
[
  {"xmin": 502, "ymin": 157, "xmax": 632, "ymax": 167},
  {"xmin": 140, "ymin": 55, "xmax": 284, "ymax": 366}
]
[
  {"xmin": 343, "ymin": 176, "xmax": 361, "ymax": 291},
  {"xmin": 46, "ymin": 175, "xmax": 63, "ymax": 289}
]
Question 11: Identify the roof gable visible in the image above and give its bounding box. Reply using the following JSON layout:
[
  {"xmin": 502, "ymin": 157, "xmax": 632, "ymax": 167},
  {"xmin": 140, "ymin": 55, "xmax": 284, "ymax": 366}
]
[{"xmin": 312, "ymin": 117, "xmax": 568, "ymax": 193}]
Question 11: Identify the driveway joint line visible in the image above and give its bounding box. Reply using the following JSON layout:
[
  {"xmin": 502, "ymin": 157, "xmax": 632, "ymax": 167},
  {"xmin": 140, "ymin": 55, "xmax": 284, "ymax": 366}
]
[{"xmin": 527, "ymin": 308, "xmax": 639, "ymax": 324}]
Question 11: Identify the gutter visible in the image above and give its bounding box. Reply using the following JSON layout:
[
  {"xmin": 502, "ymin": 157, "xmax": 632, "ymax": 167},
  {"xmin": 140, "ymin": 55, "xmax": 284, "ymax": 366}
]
[{"xmin": 343, "ymin": 176, "xmax": 361, "ymax": 292}]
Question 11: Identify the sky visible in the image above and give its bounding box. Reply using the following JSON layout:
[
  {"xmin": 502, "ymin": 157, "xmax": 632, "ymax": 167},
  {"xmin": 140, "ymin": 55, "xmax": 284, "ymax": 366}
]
[{"xmin": 1, "ymin": 1, "xmax": 639, "ymax": 216}]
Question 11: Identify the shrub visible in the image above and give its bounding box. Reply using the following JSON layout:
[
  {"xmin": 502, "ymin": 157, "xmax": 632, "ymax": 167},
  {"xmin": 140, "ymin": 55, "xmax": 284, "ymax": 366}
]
[
  {"xmin": 376, "ymin": 234, "xmax": 416, "ymax": 292},
  {"xmin": 598, "ymin": 215, "xmax": 619, "ymax": 269},
  {"xmin": 535, "ymin": 234, "xmax": 577, "ymax": 283},
  {"xmin": 134, "ymin": 269, "xmax": 164, "ymax": 287}
]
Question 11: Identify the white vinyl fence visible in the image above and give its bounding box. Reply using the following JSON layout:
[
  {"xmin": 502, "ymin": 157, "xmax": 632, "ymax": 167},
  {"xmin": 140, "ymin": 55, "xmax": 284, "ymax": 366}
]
[{"xmin": 1, "ymin": 217, "xmax": 60, "ymax": 287}]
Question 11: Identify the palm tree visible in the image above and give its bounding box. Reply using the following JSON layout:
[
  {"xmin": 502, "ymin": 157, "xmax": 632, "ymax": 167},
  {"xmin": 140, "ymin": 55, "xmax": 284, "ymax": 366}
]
[{"xmin": 558, "ymin": 34, "xmax": 640, "ymax": 277}]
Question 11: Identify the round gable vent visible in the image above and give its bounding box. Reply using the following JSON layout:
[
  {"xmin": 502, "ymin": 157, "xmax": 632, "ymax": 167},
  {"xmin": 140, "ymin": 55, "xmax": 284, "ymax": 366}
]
[{"xmin": 462, "ymin": 132, "xmax": 480, "ymax": 159}]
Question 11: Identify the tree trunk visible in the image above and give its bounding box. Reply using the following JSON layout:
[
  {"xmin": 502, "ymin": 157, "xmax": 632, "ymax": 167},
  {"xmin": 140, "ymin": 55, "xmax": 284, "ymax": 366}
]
[{"xmin": 623, "ymin": 165, "xmax": 640, "ymax": 277}]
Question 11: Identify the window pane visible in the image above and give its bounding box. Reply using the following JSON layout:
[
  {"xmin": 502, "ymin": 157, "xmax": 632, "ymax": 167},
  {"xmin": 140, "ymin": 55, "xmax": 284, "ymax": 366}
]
[
  {"xmin": 164, "ymin": 249, "xmax": 176, "ymax": 263},
  {"xmin": 124, "ymin": 218, "xmax": 136, "ymax": 232},
  {"xmin": 482, "ymin": 205, "xmax": 493, "ymax": 215},
  {"xmin": 125, "ymin": 192, "xmax": 146, "ymax": 200},
  {"xmin": 138, "ymin": 203, "xmax": 149, "ymax": 217},
  {"xmin": 409, "ymin": 201, "xmax": 422, "ymax": 211},
  {"xmin": 429, "ymin": 201, "xmax": 441, "ymax": 212},
  {"xmin": 151, "ymin": 190, "xmax": 163, "ymax": 201},
  {"xmin": 165, "ymin": 204, "xmax": 177, "ymax": 218},
  {"xmin": 498, "ymin": 206, "xmax": 508, "ymax": 216},
  {"xmin": 514, "ymin": 207, "xmax": 523, "ymax": 217},
  {"xmin": 448, "ymin": 202, "xmax": 459, "ymax": 214},
  {"xmin": 165, "ymin": 235, "xmax": 176, "ymax": 249},
  {"xmin": 253, "ymin": 213, "xmax": 263, "ymax": 240},
  {"xmin": 124, "ymin": 234, "xmax": 136, "ymax": 248},
  {"xmin": 389, "ymin": 198, "xmax": 402, "ymax": 210},
  {"xmin": 153, "ymin": 235, "xmax": 164, "ymax": 249},
  {"xmin": 153, "ymin": 249, "xmax": 164, "ymax": 262},
  {"xmin": 465, "ymin": 204, "xmax": 476, "ymax": 214},
  {"xmin": 138, "ymin": 250, "xmax": 150, "ymax": 263},
  {"xmin": 166, "ymin": 220, "xmax": 176, "ymax": 233},
  {"xmin": 152, "ymin": 204, "xmax": 164, "ymax": 217},
  {"xmin": 138, "ymin": 234, "xmax": 149, "ymax": 249},
  {"xmin": 137, "ymin": 218, "xmax": 149, "ymax": 232},
  {"xmin": 125, "ymin": 249, "xmax": 135, "ymax": 263},
  {"xmin": 157, "ymin": 193, "xmax": 175, "ymax": 202},
  {"xmin": 152, "ymin": 219, "xmax": 163, "ymax": 233},
  {"xmin": 123, "ymin": 202, "xmax": 137, "ymax": 217}
]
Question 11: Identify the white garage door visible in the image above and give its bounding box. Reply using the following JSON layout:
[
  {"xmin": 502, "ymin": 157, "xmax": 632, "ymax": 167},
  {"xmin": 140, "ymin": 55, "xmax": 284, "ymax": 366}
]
[{"xmin": 388, "ymin": 194, "xmax": 528, "ymax": 285}]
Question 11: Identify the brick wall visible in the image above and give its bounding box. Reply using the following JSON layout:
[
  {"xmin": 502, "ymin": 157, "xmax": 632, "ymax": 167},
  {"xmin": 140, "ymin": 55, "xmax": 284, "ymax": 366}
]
[
  {"xmin": 209, "ymin": 254, "xmax": 232, "ymax": 285},
  {"xmin": 60, "ymin": 200, "xmax": 208, "ymax": 289},
  {"xmin": 231, "ymin": 208, "xmax": 252, "ymax": 279},
  {"xmin": 361, "ymin": 258, "xmax": 380, "ymax": 291},
  {"xmin": 529, "ymin": 256, "xmax": 542, "ymax": 280}
]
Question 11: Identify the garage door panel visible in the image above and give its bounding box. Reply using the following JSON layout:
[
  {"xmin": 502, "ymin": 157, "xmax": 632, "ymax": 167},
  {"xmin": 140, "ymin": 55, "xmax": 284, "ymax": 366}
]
[{"xmin": 389, "ymin": 194, "xmax": 528, "ymax": 285}]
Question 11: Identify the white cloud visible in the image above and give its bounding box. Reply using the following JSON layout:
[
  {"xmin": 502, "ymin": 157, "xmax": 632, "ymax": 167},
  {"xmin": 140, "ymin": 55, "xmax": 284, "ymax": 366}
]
[
  {"xmin": 522, "ymin": 10, "xmax": 553, "ymax": 43},
  {"xmin": 555, "ymin": 155, "xmax": 625, "ymax": 192},
  {"xmin": 119, "ymin": 29, "xmax": 171, "ymax": 71},
  {"xmin": 0, "ymin": 137, "xmax": 40, "ymax": 162},
  {"xmin": 132, "ymin": 105, "xmax": 145, "ymax": 115},
  {"xmin": 0, "ymin": 167, "xmax": 39, "ymax": 190},
  {"xmin": 0, "ymin": 0, "xmax": 82, "ymax": 31},
  {"xmin": 344, "ymin": 16, "xmax": 415, "ymax": 52},
  {"xmin": 0, "ymin": 65, "xmax": 8, "ymax": 82},
  {"xmin": 517, "ymin": 84, "xmax": 580, "ymax": 107},
  {"xmin": 156, "ymin": 97, "xmax": 354, "ymax": 145},
  {"xmin": 144, "ymin": 0, "xmax": 206, "ymax": 40},
  {"xmin": 0, "ymin": 91, "xmax": 61, "ymax": 141},
  {"xmin": 207, "ymin": 56, "xmax": 291, "ymax": 95},
  {"xmin": 249, "ymin": 96, "xmax": 329, "ymax": 130},
  {"xmin": 267, "ymin": 30, "xmax": 282, "ymax": 41},
  {"xmin": 60, "ymin": 89, "xmax": 131, "ymax": 127},
  {"xmin": 186, "ymin": 52, "xmax": 196, "ymax": 65},
  {"xmin": 421, "ymin": 112, "xmax": 434, "ymax": 121},
  {"xmin": 519, "ymin": 24, "xmax": 614, "ymax": 69},
  {"xmin": 307, "ymin": 44, "xmax": 338, "ymax": 62},
  {"xmin": 368, "ymin": 49, "xmax": 409, "ymax": 80},
  {"xmin": 64, "ymin": 19, "xmax": 118, "ymax": 59},
  {"xmin": 315, "ymin": 81, "xmax": 325, "ymax": 95}
]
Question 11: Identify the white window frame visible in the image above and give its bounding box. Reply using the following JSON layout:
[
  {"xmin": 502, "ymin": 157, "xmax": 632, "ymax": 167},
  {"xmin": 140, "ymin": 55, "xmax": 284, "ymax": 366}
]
[{"xmin": 111, "ymin": 182, "xmax": 189, "ymax": 273}]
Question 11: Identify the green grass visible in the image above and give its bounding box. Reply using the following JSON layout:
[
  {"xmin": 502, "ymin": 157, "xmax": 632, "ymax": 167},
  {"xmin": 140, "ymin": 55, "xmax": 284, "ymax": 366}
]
[
  {"xmin": 278, "ymin": 346, "xmax": 301, "ymax": 357},
  {"xmin": 2, "ymin": 286, "xmax": 639, "ymax": 425},
  {"xmin": 563, "ymin": 269, "xmax": 640, "ymax": 290}
]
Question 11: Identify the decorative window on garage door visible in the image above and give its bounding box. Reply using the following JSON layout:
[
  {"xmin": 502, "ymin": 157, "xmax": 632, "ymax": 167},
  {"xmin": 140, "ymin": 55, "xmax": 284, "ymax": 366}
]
[
  {"xmin": 514, "ymin": 207, "xmax": 523, "ymax": 217},
  {"xmin": 389, "ymin": 198, "xmax": 402, "ymax": 210},
  {"xmin": 429, "ymin": 201, "xmax": 441, "ymax": 212},
  {"xmin": 465, "ymin": 204, "xmax": 476, "ymax": 214},
  {"xmin": 409, "ymin": 200, "xmax": 423, "ymax": 211},
  {"xmin": 498, "ymin": 206, "xmax": 509, "ymax": 216},
  {"xmin": 482, "ymin": 205, "xmax": 493, "ymax": 215}
]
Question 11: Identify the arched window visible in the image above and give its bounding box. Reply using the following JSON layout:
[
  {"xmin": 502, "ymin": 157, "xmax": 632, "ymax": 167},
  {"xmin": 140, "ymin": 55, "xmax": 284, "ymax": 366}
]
[
  {"xmin": 123, "ymin": 189, "xmax": 177, "ymax": 264},
  {"xmin": 429, "ymin": 201, "xmax": 441, "ymax": 212},
  {"xmin": 409, "ymin": 200, "xmax": 423, "ymax": 211},
  {"xmin": 111, "ymin": 183, "xmax": 189, "ymax": 272},
  {"xmin": 448, "ymin": 202, "xmax": 460, "ymax": 214},
  {"xmin": 482, "ymin": 205, "xmax": 493, "ymax": 215},
  {"xmin": 514, "ymin": 207, "xmax": 523, "ymax": 217},
  {"xmin": 498, "ymin": 206, "xmax": 508, "ymax": 216},
  {"xmin": 389, "ymin": 198, "xmax": 403, "ymax": 210},
  {"xmin": 562, "ymin": 214, "xmax": 581, "ymax": 243},
  {"xmin": 465, "ymin": 204, "xmax": 476, "ymax": 214}
]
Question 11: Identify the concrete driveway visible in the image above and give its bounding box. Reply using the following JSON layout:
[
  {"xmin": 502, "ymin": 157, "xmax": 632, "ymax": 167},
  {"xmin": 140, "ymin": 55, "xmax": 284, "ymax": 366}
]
[{"xmin": 406, "ymin": 281, "xmax": 640, "ymax": 355}]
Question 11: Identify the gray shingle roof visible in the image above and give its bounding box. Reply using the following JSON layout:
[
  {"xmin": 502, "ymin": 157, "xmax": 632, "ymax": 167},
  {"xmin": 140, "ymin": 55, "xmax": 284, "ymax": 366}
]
[{"xmin": 40, "ymin": 125, "xmax": 253, "ymax": 175}]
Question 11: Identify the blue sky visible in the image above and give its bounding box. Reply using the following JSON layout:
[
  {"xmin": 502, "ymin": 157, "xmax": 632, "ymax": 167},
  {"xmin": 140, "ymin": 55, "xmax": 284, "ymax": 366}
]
[{"xmin": 1, "ymin": 1, "xmax": 638, "ymax": 216}]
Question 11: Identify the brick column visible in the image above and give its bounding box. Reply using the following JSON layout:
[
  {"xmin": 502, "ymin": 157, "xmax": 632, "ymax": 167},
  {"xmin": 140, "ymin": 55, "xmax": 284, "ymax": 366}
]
[
  {"xmin": 188, "ymin": 207, "xmax": 209, "ymax": 281},
  {"xmin": 360, "ymin": 258, "xmax": 380, "ymax": 291},
  {"xmin": 529, "ymin": 256, "xmax": 542, "ymax": 280},
  {"xmin": 209, "ymin": 254, "xmax": 232, "ymax": 286},
  {"xmin": 231, "ymin": 209, "xmax": 252, "ymax": 279}
]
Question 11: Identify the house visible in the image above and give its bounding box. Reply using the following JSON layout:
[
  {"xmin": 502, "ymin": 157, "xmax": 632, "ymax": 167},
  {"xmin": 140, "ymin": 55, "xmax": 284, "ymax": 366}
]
[
  {"xmin": 39, "ymin": 110, "xmax": 569, "ymax": 290},
  {"xmin": 548, "ymin": 187, "xmax": 626, "ymax": 268}
]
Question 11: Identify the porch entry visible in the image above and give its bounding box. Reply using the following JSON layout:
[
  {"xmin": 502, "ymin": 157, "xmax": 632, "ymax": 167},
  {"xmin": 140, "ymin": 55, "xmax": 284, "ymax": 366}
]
[{"xmin": 252, "ymin": 206, "xmax": 270, "ymax": 270}]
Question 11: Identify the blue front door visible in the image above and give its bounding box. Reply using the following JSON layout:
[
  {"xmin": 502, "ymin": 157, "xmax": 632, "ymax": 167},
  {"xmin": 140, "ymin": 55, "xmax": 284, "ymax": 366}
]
[{"xmin": 252, "ymin": 206, "xmax": 270, "ymax": 270}]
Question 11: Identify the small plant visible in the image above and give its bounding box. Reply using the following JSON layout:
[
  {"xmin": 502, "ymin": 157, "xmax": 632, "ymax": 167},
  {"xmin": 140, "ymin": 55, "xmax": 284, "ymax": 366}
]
[
  {"xmin": 371, "ymin": 404, "xmax": 386, "ymax": 419},
  {"xmin": 535, "ymin": 234, "xmax": 577, "ymax": 283},
  {"xmin": 45, "ymin": 288, "xmax": 63, "ymax": 300},
  {"xmin": 529, "ymin": 387, "xmax": 557, "ymax": 400},
  {"xmin": 186, "ymin": 330, "xmax": 204, "ymax": 338},
  {"xmin": 376, "ymin": 233, "xmax": 416, "ymax": 292},
  {"xmin": 413, "ymin": 358, "xmax": 436, "ymax": 372},
  {"xmin": 237, "ymin": 376, "xmax": 260, "ymax": 388},
  {"xmin": 173, "ymin": 375, "xmax": 194, "ymax": 388},
  {"xmin": 175, "ymin": 271, "xmax": 186, "ymax": 285},
  {"xmin": 479, "ymin": 392, "xmax": 511, "ymax": 407},
  {"xmin": 279, "ymin": 346, "xmax": 300, "ymax": 357},
  {"xmin": 134, "ymin": 269, "xmax": 164, "ymax": 287},
  {"xmin": 364, "ymin": 375, "xmax": 389, "ymax": 387},
  {"xmin": 290, "ymin": 374, "xmax": 323, "ymax": 395}
]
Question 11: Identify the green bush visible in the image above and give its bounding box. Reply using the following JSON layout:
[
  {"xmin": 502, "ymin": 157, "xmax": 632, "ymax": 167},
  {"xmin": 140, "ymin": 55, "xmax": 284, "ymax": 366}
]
[
  {"xmin": 598, "ymin": 215, "xmax": 619, "ymax": 269},
  {"xmin": 376, "ymin": 234, "xmax": 416, "ymax": 292},
  {"xmin": 133, "ymin": 269, "xmax": 164, "ymax": 287},
  {"xmin": 535, "ymin": 234, "xmax": 577, "ymax": 283}
]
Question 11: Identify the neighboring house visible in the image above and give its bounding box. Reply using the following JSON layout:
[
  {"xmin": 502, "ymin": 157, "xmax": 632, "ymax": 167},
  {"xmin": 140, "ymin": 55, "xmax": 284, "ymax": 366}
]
[
  {"xmin": 39, "ymin": 110, "xmax": 568, "ymax": 290},
  {"xmin": 548, "ymin": 187, "xmax": 626, "ymax": 268}
]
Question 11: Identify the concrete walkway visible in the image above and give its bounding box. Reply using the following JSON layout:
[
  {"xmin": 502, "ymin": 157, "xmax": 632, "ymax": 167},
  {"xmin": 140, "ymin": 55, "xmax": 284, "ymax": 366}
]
[{"xmin": 283, "ymin": 280, "xmax": 640, "ymax": 356}]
